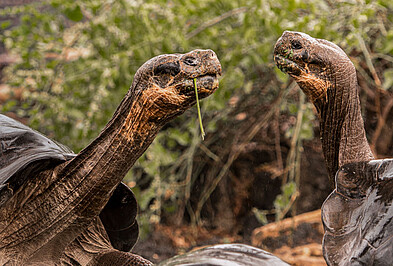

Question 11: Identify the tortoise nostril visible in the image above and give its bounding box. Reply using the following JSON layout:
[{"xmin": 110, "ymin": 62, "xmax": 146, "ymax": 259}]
[
  {"xmin": 184, "ymin": 56, "xmax": 198, "ymax": 66},
  {"xmin": 207, "ymin": 50, "xmax": 215, "ymax": 59}
]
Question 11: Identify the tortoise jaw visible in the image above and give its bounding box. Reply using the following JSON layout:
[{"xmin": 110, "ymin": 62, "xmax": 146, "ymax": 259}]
[
  {"xmin": 178, "ymin": 74, "xmax": 220, "ymax": 98},
  {"xmin": 194, "ymin": 73, "xmax": 220, "ymax": 98},
  {"xmin": 274, "ymin": 54, "xmax": 304, "ymax": 77}
]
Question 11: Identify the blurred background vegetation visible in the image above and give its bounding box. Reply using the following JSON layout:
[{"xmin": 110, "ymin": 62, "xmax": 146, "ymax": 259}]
[{"xmin": 1, "ymin": 0, "xmax": 393, "ymax": 262}]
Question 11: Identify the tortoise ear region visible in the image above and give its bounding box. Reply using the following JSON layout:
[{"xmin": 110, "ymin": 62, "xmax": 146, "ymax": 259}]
[{"xmin": 153, "ymin": 61, "xmax": 181, "ymax": 76}]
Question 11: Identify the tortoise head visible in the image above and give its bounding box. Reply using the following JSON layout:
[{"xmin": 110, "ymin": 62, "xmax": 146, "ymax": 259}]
[
  {"xmin": 273, "ymin": 31, "xmax": 354, "ymax": 103},
  {"xmin": 130, "ymin": 49, "xmax": 221, "ymax": 122}
]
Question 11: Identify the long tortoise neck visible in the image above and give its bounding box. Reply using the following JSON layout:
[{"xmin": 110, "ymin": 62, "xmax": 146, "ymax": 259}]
[
  {"xmin": 59, "ymin": 89, "xmax": 164, "ymax": 195},
  {"xmin": 0, "ymin": 89, "xmax": 166, "ymax": 262},
  {"xmin": 0, "ymin": 49, "xmax": 221, "ymax": 264},
  {"xmin": 315, "ymin": 66, "xmax": 374, "ymax": 184}
]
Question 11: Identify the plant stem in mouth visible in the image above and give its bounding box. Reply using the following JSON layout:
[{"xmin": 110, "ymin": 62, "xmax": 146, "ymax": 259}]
[{"xmin": 194, "ymin": 78, "xmax": 205, "ymax": 140}]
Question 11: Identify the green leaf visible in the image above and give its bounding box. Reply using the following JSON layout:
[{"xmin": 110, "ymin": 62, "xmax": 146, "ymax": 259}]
[
  {"xmin": 252, "ymin": 208, "xmax": 268, "ymax": 225},
  {"xmin": 383, "ymin": 69, "xmax": 393, "ymax": 91},
  {"xmin": 1, "ymin": 20, "xmax": 10, "ymax": 29},
  {"xmin": 64, "ymin": 5, "xmax": 83, "ymax": 22}
]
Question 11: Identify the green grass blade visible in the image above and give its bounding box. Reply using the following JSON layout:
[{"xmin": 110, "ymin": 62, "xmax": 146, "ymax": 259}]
[{"xmin": 194, "ymin": 78, "xmax": 205, "ymax": 140}]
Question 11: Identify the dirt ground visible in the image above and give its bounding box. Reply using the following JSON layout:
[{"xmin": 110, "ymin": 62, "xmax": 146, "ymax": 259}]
[
  {"xmin": 133, "ymin": 141, "xmax": 331, "ymax": 265},
  {"xmin": 133, "ymin": 210, "xmax": 326, "ymax": 265}
]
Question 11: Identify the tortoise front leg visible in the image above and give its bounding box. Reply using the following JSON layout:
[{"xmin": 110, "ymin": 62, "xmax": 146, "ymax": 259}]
[
  {"xmin": 61, "ymin": 218, "xmax": 152, "ymax": 266},
  {"xmin": 89, "ymin": 250, "xmax": 153, "ymax": 266}
]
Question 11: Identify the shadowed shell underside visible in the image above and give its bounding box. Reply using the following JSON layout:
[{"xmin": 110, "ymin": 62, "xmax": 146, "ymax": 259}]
[{"xmin": 322, "ymin": 159, "xmax": 393, "ymax": 265}]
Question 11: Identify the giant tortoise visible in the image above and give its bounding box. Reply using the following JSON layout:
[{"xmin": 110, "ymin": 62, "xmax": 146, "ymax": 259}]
[
  {"xmin": 0, "ymin": 49, "xmax": 221, "ymax": 265},
  {"xmin": 274, "ymin": 31, "xmax": 393, "ymax": 265}
]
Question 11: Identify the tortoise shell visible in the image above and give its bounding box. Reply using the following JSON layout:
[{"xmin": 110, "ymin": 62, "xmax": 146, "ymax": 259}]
[
  {"xmin": 158, "ymin": 244, "xmax": 289, "ymax": 266},
  {"xmin": 322, "ymin": 159, "xmax": 393, "ymax": 265},
  {"xmin": 0, "ymin": 114, "xmax": 138, "ymax": 252}
]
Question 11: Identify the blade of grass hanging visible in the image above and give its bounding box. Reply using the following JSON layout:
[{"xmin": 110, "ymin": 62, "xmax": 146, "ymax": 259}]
[{"xmin": 194, "ymin": 78, "xmax": 205, "ymax": 140}]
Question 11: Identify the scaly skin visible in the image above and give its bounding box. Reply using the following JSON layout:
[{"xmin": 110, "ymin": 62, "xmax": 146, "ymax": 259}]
[
  {"xmin": 273, "ymin": 31, "xmax": 388, "ymax": 266},
  {"xmin": 274, "ymin": 31, "xmax": 374, "ymax": 185},
  {"xmin": 0, "ymin": 49, "xmax": 221, "ymax": 265}
]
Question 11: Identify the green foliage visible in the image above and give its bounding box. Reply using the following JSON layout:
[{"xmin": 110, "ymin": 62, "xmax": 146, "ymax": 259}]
[
  {"xmin": 383, "ymin": 69, "xmax": 393, "ymax": 90},
  {"xmin": 252, "ymin": 181, "xmax": 298, "ymax": 224},
  {"xmin": 252, "ymin": 207, "xmax": 269, "ymax": 225},
  {"xmin": 64, "ymin": 4, "xmax": 84, "ymax": 22},
  {"xmin": 285, "ymin": 101, "xmax": 315, "ymax": 141},
  {"xmin": 2, "ymin": 0, "xmax": 393, "ymax": 233},
  {"xmin": 274, "ymin": 181, "xmax": 298, "ymax": 220}
]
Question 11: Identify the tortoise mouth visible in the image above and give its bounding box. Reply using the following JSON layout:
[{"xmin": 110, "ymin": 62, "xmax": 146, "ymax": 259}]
[
  {"xmin": 274, "ymin": 54, "xmax": 304, "ymax": 77},
  {"xmin": 179, "ymin": 74, "xmax": 220, "ymax": 98}
]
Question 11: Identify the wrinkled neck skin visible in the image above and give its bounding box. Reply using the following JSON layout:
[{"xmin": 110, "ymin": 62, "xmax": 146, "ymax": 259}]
[
  {"xmin": 0, "ymin": 85, "xmax": 174, "ymax": 263},
  {"xmin": 313, "ymin": 66, "xmax": 374, "ymax": 185}
]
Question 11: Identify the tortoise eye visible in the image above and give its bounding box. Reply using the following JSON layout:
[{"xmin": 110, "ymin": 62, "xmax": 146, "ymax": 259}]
[
  {"xmin": 154, "ymin": 62, "xmax": 181, "ymax": 76},
  {"xmin": 291, "ymin": 40, "xmax": 303, "ymax": 50},
  {"xmin": 183, "ymin": 56, "xmax": 198, "ymax": 66}
]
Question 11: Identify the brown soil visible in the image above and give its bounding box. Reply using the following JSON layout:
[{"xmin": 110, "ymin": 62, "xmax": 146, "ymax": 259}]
[
  {"xmin": 133, "ymin": 141, "xmax": 331, "ymax": 265},
  {"xmin": 133, "ymin": 210, "xmax": 326, "ymax": 265}
]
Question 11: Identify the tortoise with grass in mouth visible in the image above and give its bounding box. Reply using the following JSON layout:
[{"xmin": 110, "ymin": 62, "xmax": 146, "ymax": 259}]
[{"xmin": 0, "ymin": 49, "xmax": 221, "ymax": 265}]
